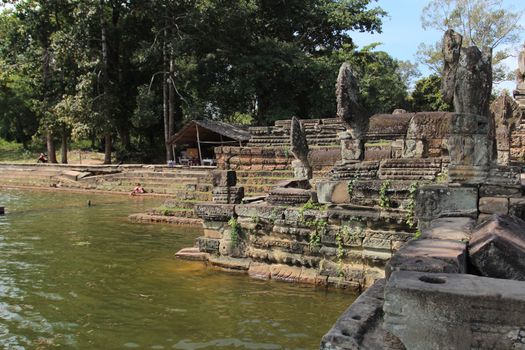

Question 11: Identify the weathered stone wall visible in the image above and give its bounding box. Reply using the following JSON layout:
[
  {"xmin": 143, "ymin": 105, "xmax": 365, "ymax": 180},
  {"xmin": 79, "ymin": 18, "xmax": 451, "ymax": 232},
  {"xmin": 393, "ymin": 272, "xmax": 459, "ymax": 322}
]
[
  {"xmin": 195, "ymin": 201, "xmax": 415, "ymax": 291},
  {"xmin": 215, "ymin": 146, "xmax": 341, "ymax": 174}
]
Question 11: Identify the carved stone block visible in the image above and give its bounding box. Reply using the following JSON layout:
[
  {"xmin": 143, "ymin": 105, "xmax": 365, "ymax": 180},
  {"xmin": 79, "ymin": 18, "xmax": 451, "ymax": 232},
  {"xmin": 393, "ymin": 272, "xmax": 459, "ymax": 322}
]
[
  {"xmin": 415, "ymin": 185, "xmax": 478, "ymax": 222},
  {"xmin": 384, "ymin": 271, "xmax": 525, "ymax": 350},
  {"xmin": 402, "ymin": 140, "xmax": 424, "ymax": 158},
  {"xmin": 194, "ymin": 203, "xmax": 235, "ymax": 221},
  {"xmin": 212, "ymin": 186, "xmax": 244, "ymax": 204}
]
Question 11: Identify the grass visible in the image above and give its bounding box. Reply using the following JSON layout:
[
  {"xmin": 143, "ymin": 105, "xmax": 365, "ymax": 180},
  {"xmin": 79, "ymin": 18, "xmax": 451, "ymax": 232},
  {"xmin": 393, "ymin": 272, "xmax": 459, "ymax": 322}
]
[
  {"xmin": 0, "ymin": 139, "xmax": 34, "ymax": 163},
  {"xmin": 0, "ymin": 139, "xmax": 106, "ymax": 164}
]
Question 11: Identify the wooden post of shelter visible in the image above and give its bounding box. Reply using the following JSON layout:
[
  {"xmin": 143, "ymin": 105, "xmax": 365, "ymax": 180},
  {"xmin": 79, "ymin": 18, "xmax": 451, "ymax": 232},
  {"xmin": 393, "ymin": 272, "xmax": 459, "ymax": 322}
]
[{"xmin": 195, "ymin": 124, "xmax": 203, "ymax": 165}]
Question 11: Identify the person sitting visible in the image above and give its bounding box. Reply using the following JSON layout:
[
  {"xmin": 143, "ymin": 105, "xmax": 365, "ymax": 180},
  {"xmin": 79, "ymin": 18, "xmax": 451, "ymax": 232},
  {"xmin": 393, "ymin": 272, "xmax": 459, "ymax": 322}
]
[
  {"xmin": 130, "ymin": 183, "xmax": 146, "ymax": 196},
  {"xmin": 37, "ymin": 153, "xmax": 48, "ymax": 163}
]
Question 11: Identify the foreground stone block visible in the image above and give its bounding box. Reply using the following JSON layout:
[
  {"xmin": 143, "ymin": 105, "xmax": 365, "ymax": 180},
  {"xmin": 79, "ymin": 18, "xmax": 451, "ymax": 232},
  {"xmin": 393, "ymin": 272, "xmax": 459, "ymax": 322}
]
[
  {"xmin": 384, "ymin": 271, "xmax": 525, "ymax": 350},
  {"xmin": 469, "ymin": 214, "xmax": 525, "ymax": 280},
  {"xmin": 320, "ymin": 279, "xmax": 405, "ymax": 350},
  {"xmin": 421, "ymin": 217, "xmax": 474, "ymax": 241},
  {"xmin": 385, "ymin": 239, "xmax": 467, "ymax": 278}
]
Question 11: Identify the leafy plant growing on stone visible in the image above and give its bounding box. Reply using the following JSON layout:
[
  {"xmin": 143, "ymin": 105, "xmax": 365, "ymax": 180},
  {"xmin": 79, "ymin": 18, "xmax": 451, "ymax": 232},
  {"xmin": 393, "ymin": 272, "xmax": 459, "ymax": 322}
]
[
  {"xmin": 347, "ymin": 175, "xmax": 359, "ymax": 199},
  {"xmin": 405, "ymin": 181, "xmax": 419, "ymax": 228},
  {"xmin": 307, "ymin": 218, "xmax": 327, "ymax": 250},
  {"xmin": 228, "ymin": 217, "xmax": 241, "ymax": 246},
  {"xmin": 299, "ymin": 199, "xmax": 326, "ymax": 221},
  {"xmin": 379, "ymin": 180, "xmax": 392, "ymax": 208}
]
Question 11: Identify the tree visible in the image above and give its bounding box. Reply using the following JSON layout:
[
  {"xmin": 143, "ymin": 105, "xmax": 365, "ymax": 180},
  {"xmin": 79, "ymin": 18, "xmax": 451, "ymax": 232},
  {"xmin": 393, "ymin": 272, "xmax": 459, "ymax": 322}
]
[
  {"xmin": 0, "ymin": 0, "xmax": 391, "ymax": 163},
  {"xmin": 418, "ymin": 0, "xmax": 524, "ymax": 82},
  {"xmin": 409, "ymin": 75, "xmax": 452, "ymax": 112},
  {"xmin": 349, "ymin": 45, "xmax": 410, "ymax": 114}
]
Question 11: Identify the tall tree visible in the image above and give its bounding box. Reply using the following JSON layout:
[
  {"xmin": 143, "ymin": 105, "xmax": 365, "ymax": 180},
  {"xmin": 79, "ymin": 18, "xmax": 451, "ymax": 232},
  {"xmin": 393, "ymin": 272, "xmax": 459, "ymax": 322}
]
[{"xmin": 417, "ymin": 0, "xmax": 524, "ymax": 82}]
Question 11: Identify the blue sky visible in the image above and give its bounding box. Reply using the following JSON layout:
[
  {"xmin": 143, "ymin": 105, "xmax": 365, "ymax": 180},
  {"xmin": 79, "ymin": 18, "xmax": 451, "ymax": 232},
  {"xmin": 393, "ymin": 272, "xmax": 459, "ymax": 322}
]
[{"xmin": 351, "ymin": 0, "xmax": 525, "ymax": 91}]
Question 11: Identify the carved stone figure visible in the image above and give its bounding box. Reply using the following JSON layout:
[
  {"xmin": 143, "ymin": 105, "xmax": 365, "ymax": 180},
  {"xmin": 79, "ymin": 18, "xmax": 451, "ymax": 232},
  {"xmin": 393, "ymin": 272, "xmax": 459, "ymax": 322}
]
[
  {"xmin": 335, "ymin": 62, "xmax": 368, "ymax": 139},
  {"xmin": 454, "ymin": 46, "xmax": 492, "ymax": 117},
  {"xmin": 441, "ymin": 29, "xmax": 462, "ymax": 104},
  {"xmin": 290, "ymin": 116, "xmax": 312, "ymax": 179},
  {"xmin": 491, "ymin": 93, "xmax": 522, "ymax": 165},
  {"xmin": 518, "ymin": 43, "xmax": 525, "ymax": 86}
]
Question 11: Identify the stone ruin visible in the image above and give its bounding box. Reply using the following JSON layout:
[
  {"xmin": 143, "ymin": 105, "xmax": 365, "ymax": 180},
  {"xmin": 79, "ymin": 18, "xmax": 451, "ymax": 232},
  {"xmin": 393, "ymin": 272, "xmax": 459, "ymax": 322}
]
[
  {"xmin": 321, "ymin": 30, "xmax": 525, "ymax": 350},
  {"xmin": 177, "ymin": 28, "xmax": 525, "ymax": 350}
]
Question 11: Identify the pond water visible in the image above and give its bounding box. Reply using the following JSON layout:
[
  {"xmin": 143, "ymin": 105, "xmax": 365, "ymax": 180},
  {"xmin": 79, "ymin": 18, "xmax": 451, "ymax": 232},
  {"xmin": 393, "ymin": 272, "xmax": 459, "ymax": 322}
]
[{"xmin": 0, "ymin": 189, "xmax": 355, "ymax": 350}]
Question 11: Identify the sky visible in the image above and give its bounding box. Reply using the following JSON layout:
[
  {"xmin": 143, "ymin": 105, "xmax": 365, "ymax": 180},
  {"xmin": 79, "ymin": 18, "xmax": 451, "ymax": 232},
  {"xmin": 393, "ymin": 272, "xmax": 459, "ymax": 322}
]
[{"xmin": 350, "ymin": 0, "xmax": 525, "ymax": 91}]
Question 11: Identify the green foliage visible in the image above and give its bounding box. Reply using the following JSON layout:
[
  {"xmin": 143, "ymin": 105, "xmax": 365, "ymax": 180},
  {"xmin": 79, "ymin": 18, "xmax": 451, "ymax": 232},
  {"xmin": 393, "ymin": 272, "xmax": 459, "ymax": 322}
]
[
  {"xmin": 0, "ymin": 139, "xmax": 35, "ymax": 162},
  {"xmin": 379, "ymin": 180, "xmax": 391, "ymax": 209},
  {"xmin": 298, "ymin": 199, "xmax": 326, "ymax": 219},
  {"xmin": 306, "ymin": 218, "xmax": 327, "ymax": 250},
  {"xmin": 409, "ymin": 75, "xmax": 452, "ymax": 112},
  {"xmin": 0, "ymin": 0, "xmax": 389, "ymax": 161},
  {"xmin": 347, "ymin": 176, "xmax": 359, "ymax": 199},
  {"xmin": 349, "ymin": 47, "xmax": 409, "ymax": 114},
  {"xmin": 435, "ymin": 171, "xmax": 448, "ymax": 183},
  {"xmin": 228, "ymin": 216, "xmax": 241, "ymax": 246},
  {"xmin": 405, "ymin": 182, "xmax": 419, "ymax": 228},
  {"xmin": 418, "ymin": 0, "xmax": 524, "ymax": 82},
  {"xmin": 414, "ymin": 229, "xmax": 422, "ymax": 240}
]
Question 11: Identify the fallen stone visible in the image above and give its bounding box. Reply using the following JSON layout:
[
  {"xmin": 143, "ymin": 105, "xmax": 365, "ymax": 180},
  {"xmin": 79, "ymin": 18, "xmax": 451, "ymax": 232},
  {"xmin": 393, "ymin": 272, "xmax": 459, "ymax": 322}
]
[
  {"xmin": 384, "ymin": 271, "xmax": 525, "ymax": 350},
  {"xmin": 61, "ymin": 170, "xmax": 85, "ymax": 181},
  {"xmin": 469, "ymin": 214, "xmax": 525, "ymax": 280},
  {"xmin": 208, "ymin": 256, "xmax": 251, "ymax": 271},
  {"xmin": 175, "ymin": 247, "xmax": 209, "ymax": 261},
  {"xmin": 241, "ymin": 195, "xmax": 267, "ymax": 204},
  {"xmin": 320, "ymin": 279, "xmax": 405, "ymax": 350},
  {"xmin": 385, "ymin": 239, "xmax": 467, "ymax": 278}
]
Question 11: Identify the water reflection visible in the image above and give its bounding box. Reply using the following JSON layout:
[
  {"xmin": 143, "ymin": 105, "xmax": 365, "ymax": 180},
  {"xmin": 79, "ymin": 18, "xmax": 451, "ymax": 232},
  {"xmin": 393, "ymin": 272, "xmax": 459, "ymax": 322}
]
[{"xmin": 0, "ymin": 189, "xmax": 354, "ymax": 349}]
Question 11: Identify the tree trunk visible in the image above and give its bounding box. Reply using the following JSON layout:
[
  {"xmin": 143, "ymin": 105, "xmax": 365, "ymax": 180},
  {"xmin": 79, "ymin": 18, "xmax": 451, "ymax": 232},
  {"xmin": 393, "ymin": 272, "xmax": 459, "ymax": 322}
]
[
  {"xmin": 46, "ymin": 131, "xmax": 57, "ymax": 163},
  {"xmin": 168, "ymin": 56, "xmax": 175, "ymax": 161},
  {"xmin": 163, "ymin": 29, "xmax": 173, "ymax": 162},
  {"xmin": 104, "ymin": 133, "xmax": 112, "ymax": 164},
  {"xmin": 60, "ymin": 131, "xmax": 68, "ymax": 164}
]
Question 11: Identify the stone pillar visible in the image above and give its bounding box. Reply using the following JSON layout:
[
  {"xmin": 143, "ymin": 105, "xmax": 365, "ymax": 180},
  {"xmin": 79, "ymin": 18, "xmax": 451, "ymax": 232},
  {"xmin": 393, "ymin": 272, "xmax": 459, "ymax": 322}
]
[
  {"xmin": 447, "ymin": 113, "xmax": 493, "ymax": 183},
  {"xmin": 211, "ymin": 169, "xmax": 244, "ymax": 204}
]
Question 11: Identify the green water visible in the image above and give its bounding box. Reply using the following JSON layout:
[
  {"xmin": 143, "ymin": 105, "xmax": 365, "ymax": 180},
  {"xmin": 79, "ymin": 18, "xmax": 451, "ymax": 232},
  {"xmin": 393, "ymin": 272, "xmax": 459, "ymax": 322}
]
[{"xmin": 0, "ymin": 189, "xmax": 355, "ymax": 350}]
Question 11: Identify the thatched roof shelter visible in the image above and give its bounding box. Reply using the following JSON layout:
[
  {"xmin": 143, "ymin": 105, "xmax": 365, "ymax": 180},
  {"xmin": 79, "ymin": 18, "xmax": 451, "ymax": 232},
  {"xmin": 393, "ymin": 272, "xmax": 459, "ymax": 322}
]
[{"xmin": 168, "ymin": 119, "xmax": 251, "ymax": 164}]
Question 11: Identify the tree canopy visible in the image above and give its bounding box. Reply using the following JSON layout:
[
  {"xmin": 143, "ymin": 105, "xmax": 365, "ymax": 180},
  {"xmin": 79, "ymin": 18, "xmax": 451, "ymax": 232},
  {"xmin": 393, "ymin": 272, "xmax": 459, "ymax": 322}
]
[
  {"xmin": 417, "ymin": 0, "xmax": 524, "ymax": 82},
  {"xmin": 0, "ymin": 0, "xmax": 422, "ymax": 163}
]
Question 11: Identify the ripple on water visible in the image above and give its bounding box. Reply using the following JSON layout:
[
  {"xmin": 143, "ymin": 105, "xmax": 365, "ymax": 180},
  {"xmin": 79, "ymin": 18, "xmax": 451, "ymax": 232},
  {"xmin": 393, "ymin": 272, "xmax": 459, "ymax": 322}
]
[
  {"xmin": 0, "ymin": 189, "xmax": 355, "ymax": 350},
  {"xmin": 173, "ymin": 338, "xmax": 282, "ymax": 350}
]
